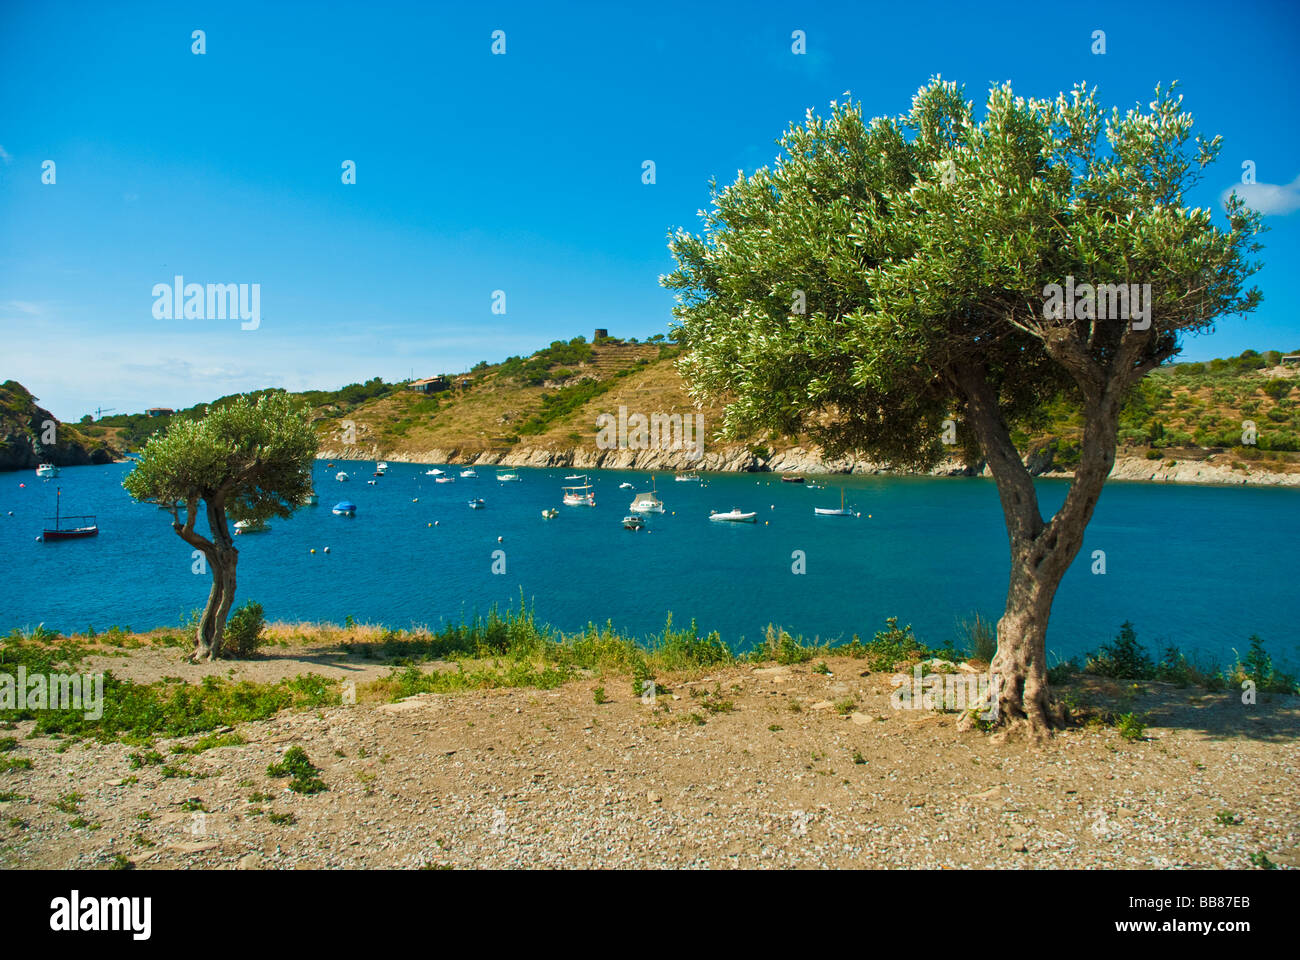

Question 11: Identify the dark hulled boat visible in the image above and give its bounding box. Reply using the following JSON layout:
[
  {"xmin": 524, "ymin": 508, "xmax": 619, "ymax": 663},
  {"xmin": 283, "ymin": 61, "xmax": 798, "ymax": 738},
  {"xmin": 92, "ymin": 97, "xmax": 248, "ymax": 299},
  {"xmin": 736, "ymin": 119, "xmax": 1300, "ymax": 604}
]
[{"xmin": 41, "ymin": 487, "xmax": 98, "ymax": 541}]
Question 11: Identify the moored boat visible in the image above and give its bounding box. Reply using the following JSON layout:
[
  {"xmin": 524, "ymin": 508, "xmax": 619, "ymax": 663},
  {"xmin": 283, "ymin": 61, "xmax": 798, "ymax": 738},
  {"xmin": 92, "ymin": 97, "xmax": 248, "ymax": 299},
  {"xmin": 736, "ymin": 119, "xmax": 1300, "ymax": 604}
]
[
  {"xmin": 332, "ymin": 501, "xmax": 357, "ymax": 516},
  {"xmin": 336, "ymin": 471, "xmax": 349, "ymax": 482},
  {"xmin": 41, "ymin": 487, "xmax": 97, "ymax": 541},
  {"xmin": 628, "ymin": 475, "xmax": 664, "ymax": 514},
  {"xmin": 623, "ymin": 515, "xmax": 645, "ymax": 530},
  {"xmin": 460, "ymin": 468, "xmax": 478, "ymax": 478},
  {"xmin": 541, "ymin": 508, "xmax": 559, "ymax": 519},
  {"xmin": 814, "ymin": 488, "xmax": 856, "ymax": 517},
  {"xmin": 468, "ymin": 498, "xmax": 485, "ymax": 509},
  {"xmin": 781, "ymin": 474, "xmax": 805, "ymax": 484},
  {"xmin": 709, "ymin": 508, "xmax": 757, "ymax": 523},
  {"xmin": 435, "ymin": 475, "xmax": 455, "ymax": 483},
  {"xmin": 36, "ymin": 462, "xmax": 58, "ymax": 479},
  {"xmin": 234, "ymin": 518, "xmax": 271, "ymax": 534},
  {"xmin": 562, "ymin": 475, "xmax": 595, "ymax": 506},
  {"xmin": 496, "ymin": 471, "xmax": 520, "ymax": 482},
  {"xmin": 675, "ymin": 471, "xmax": 701, "ymax": 482}
]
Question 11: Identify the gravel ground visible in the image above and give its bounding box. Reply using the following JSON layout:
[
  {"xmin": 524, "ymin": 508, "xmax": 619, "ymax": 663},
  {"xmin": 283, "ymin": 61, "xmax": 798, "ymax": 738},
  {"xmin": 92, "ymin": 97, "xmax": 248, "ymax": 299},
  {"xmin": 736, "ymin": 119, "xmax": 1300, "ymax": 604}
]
[{"xmin": 2, "ymin": 656, "xmax": 1296, "ymax": 870}]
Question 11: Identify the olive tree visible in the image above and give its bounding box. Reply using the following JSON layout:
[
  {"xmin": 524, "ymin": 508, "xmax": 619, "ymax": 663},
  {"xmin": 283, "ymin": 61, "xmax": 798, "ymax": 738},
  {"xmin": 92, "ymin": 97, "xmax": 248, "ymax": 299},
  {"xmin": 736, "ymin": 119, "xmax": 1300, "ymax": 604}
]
[
  {"xmin": 664, "ymin": 79, "xmax": 1262, "ymax": 735},
  {"xmin": 123, "ymin": 392, "xmax": 318, "ymax": 661}
]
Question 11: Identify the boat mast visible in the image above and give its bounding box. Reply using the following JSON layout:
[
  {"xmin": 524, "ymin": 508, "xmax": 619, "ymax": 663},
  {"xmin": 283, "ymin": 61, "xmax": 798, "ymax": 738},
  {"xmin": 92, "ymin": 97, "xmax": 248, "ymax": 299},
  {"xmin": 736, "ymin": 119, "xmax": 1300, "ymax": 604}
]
[{"xmin": 55, "ymin": 486, "xmax": 61, "ymax": 528}]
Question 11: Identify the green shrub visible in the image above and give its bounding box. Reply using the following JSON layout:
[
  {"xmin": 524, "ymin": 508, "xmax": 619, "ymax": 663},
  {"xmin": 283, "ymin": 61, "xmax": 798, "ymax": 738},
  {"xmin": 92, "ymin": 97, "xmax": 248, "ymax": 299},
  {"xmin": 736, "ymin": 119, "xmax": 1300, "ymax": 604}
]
[
  {"xmin": 266, "ymin": 746, "xmax": 327, "ymax": 795},
  {"xmin": 1086, "ymin": 622, "xmax": 1154, "ymax": 680},
  {"xmin": 222, "ymin": 601, "xmax": 266, "ymax": 659}
]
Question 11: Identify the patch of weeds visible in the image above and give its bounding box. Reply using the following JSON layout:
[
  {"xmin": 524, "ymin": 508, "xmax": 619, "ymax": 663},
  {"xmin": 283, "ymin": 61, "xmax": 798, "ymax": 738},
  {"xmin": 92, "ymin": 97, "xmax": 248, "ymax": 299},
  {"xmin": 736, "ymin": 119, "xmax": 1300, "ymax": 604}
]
[
  {"xmin": 52, "ymin": 792, "xmax": 83, "ymax": 814},
  {"xmin": 851, "ymin": 749, "xmax": 866, "ymax": 765},
  {"xmin": 179, "ymin": 798, "xmax": 206, "ymax": 812},
  {"xmin": 266, "ymin": 746, "xmax": 327, "ymax": 795},
  {"xmin": 834, "ymin": 697, "xmax": 857, "ymax": 715},
  {"xmin": 267, "ymin": 811, "xmax": 297, "ymax": 825},
  {"xmin": 1248, "ymin": 852, "xmax": 1276, "ymax": 870},
  {"xmin": 768, "ymin": 724, "xmax": 782, "ymax": 732},
  {"xmin": 1115, "ymin": 712, "xmax": 1148, "ymax": 741},
  {"xmin": 812, "ymin": 661, "xmax": 831, "ymax": 675},
  {"xmin": 108, "ymin": 853, "xmax": 133, "ymax": 870},
  {"xmin": 127, "ymin": 749, "xmax": 164, "ymax": 769},
  {"xmin": 593, "ymin": 686, "xmax": 607, "ymax": 705},
  {"xmin": 0, "ymin": 756, "xmax": 33, "ymax": 773},
  {"xmin": 1214, "ymin": 811, "xmax": 1241, "ymax": 826}
]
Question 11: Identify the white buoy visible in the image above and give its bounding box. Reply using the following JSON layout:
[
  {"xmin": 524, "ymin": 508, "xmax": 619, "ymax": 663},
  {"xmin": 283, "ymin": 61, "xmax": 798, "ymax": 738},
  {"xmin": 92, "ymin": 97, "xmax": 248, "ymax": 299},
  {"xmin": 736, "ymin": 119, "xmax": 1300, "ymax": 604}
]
[
  {"xmin": 497, "ymin": 536, "xmax": 503, "ymax": 542},
  {"xmin": 323, "ymin": 546, "xmax": 330, "ymax": 554}
]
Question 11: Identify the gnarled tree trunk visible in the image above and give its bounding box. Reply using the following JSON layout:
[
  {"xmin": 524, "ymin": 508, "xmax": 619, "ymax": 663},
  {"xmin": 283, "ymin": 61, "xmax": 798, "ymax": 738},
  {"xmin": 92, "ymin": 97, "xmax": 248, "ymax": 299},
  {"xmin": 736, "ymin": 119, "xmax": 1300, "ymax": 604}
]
[
  {"xmin": 170, "ymin": 494, "xmax": 240, "ymax": 662},
  {"xmin": 956, "ymin": 362, "xmax": 1122, "ymax": 737}
]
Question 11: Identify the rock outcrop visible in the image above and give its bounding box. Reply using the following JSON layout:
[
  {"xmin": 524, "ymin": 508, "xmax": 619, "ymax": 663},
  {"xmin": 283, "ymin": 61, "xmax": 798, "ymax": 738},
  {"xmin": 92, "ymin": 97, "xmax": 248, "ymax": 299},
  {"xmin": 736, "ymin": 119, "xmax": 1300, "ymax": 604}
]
[{"xmin": 0, "ymin": 380, "xmax": 121, "ymax": 472}]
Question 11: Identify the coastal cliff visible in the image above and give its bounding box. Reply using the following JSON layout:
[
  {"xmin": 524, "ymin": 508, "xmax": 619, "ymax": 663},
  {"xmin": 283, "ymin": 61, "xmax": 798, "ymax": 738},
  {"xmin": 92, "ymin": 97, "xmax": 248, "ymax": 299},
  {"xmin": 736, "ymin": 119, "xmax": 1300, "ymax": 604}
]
[{"xmin": 0, "ymin": 380, "xmax": 121, "ymax": 473}]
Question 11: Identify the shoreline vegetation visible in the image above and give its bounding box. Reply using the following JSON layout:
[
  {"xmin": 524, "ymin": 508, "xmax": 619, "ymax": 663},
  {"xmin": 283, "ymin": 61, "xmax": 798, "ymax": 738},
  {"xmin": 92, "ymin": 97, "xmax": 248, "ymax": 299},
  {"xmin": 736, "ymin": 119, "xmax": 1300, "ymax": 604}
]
[
  {"xmin": 3, "ymin": 603, "xmax": 1296, "ymax": 870},
  {"xmin": 3, "ymin": 601, "xmax": 1295, "ymax": 745}
]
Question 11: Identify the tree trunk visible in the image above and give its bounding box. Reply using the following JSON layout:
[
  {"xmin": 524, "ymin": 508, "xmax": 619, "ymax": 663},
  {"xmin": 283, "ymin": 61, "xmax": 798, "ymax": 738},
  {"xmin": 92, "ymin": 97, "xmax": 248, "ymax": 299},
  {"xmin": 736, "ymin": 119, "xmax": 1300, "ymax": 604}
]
[{"xmin": 955, "ymin": 362, "xmax": 1119, "ymax": 737}]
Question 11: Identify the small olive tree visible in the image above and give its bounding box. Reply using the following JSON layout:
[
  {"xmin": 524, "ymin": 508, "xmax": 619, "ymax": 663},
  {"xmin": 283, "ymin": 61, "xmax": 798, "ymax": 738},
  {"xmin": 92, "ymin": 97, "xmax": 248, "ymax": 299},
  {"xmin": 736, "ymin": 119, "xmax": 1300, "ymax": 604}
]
[
  {"xmin": 664, "ymin": 79, "xmax": 1262, "ymax": 736},
  {"xmin": 123, "ymin": 392, "xmax": 317, "ymax": 661}
]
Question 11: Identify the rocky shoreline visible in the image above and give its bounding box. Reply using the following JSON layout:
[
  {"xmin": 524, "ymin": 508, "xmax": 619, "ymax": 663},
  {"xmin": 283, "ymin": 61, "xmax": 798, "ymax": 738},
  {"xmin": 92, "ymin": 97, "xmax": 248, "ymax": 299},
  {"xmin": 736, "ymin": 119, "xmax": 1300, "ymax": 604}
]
[{"xmin": 316, "ymin": 443, "xmax": 1300, "ymax": 487}]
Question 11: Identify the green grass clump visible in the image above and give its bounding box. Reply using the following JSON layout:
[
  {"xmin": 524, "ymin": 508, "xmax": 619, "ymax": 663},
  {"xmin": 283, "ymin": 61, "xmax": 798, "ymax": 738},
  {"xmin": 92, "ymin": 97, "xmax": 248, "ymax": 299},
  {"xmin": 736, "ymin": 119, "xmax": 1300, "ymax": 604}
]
[{"xmin": 266, "ymin": 746, "xmax": 327, "ymax": 795}]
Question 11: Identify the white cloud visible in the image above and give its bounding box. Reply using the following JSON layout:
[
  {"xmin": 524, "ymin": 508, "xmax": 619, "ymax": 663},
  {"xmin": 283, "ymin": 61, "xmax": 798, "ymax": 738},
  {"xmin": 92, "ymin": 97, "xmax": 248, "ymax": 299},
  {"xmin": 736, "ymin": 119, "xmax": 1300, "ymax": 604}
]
[
  {"xmin": 0, "ymin": 145, "xmax": 11, "ymax": 163},
  {"xmin": 1221, "ymin": 174, "xmax": 1300, "ymax": 216}
]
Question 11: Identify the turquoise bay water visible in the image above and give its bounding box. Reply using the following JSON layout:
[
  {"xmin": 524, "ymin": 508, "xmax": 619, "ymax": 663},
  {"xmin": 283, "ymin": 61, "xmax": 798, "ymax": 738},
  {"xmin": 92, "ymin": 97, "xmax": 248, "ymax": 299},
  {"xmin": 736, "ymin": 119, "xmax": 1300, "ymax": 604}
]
[{"xmin": 2, "ymin": 460, "xmax": 1297, "ymax": 665}]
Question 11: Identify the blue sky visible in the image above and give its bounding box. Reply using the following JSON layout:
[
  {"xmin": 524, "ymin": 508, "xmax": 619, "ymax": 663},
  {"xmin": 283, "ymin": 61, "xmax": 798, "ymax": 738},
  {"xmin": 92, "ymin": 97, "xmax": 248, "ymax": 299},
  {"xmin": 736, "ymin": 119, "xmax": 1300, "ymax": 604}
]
[{"xmin": 2, "ymin": 0, "xmax": 1299, "ymax": 420}]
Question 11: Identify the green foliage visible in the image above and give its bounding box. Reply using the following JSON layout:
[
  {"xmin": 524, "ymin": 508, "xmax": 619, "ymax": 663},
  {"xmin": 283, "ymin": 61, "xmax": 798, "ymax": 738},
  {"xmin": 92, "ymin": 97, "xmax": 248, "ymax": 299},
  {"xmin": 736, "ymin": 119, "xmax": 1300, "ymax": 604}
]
[
  {"xmin": 266, "ymin": 746, "xmax": 327, "ymax": 795},
  {"xmin": 958, "ymin": 612, "xmax": 997, "ymax": 663},
  {"xmin": 498, "ymin": 338, "xmax": 594, "ymax": 386},
  {"xmin": 1086, "ymin": 622, "xmax": 1155, "ymax": 680},
  {"xmin": 1115, "ymin": 712, "xmax": 1148, "ymax": 741},
  {"xmin": 223, "ymin": 602, "xmax": 266, "ymax": 659}
]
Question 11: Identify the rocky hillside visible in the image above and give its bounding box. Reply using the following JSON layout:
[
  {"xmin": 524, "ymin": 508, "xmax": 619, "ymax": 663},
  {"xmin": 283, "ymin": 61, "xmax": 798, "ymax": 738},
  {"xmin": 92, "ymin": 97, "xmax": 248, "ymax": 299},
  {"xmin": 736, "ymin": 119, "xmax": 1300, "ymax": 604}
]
[
  {"xmin": 0, "ymin": 381, "xmax": 121, "ymax": 472},
  {"xmin": 313, "ymin": 340, "xmax": 1300, "ymax": 485}
]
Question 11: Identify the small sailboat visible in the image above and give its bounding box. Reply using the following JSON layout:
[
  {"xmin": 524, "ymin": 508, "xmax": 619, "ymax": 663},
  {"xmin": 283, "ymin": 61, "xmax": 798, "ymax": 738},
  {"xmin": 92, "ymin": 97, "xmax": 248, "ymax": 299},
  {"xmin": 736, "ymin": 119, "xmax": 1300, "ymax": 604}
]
[
  {"xmin": 497, "ymin": 471, "xmax": 520, "ymax": 482},
  {"xmin": 564, "ymin": 474, "xmax": 584, "ymax": 480},
  {"xmin": 468, "ymin": 498, "xmax": 485, "ymax": 509},
  {"xmin": 234, "ymin": 518, "xmax": 271, "ymax": 534},
  {"xmin": 40, "ymin": 487, "xmax": 97, "ymax": 541},
  {"xmin": 814, "ymin": 489, "xmax": 855, "ymax": 517},
  {"xmin": 332, "ymin": 501, "xmax": 357, "ymax": 516},
  {"xmin": 623, "ymin": 515, "xmax": 645, "ymax": 531},
  {"xmin": 460, "ymin": 468, "xmax": 478, "ymax": 478},
  {"xmin": 675, "ymin": 471, "xmax": 701, "ymax": 482},
  {"xmin": 541, "ymin": 507, "xmax": 559, "ymax": 519},
  {"xmin": 562, "ymin": 475, "xmax": 595, "ymax": 506},
  {"xmin": 709, "ymin": 508, "xmax": 757, "ymax": 523},
  {"xmin": 36, "ymin": 463, "xmax": 59, "ymax": 479},
  {"xmin": 336, "ymin": 471, "xmax": 349, "ymax": 482},
  {"xmin": 628, "ymin": 475, "xmax": 664, "ymax": 514}
]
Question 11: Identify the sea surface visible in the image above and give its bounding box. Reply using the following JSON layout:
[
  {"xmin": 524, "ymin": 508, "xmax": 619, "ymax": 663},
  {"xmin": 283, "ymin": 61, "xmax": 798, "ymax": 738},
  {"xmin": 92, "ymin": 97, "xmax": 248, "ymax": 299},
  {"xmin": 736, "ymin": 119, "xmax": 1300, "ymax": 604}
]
[{"xmin": 2, "ymin": 460, "xmax": 1297, "ymax": 666}]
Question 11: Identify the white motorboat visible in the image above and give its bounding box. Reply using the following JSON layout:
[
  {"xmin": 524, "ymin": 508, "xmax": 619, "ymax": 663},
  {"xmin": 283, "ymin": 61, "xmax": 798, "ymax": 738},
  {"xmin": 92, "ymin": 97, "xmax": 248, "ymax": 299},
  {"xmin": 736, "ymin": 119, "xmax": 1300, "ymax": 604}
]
[
  {"xmin": 460, "ymin": 468, "xmax": 478, "ymax": 478},
  {"xmin": 675, "ymin": 471, "xmax": 701, "ymax": 482},
  {"xmin": 426, "ymin": 468, "xmax": 445, "ymax": 476},
  {"xmin": 618, "ymin": 482, "xmax": 634, "ymax": 489},
  {"xmin": 628, "ymin": 475, "xmax": 664, "ymax": 514},
  {"xmin": 497, "ymin": 471, "xmax": 520, "ymax": 482},
  {"xmin": 468, "ymin": 498, "xmax": 485, "ymax": 509},
  {"xmin": 376, "ymin": 461, "xmax": 389, "ymax": 472},
  {"xmin": 36, "ymin": 463, "xmax": 58, "ymax": 478},
  {"xmin": 234, "ymin": 518, "xmax": 271, "ymax": 534},
  {"xmin": 709, "ymin": 508, "xmax": 757, "ymax": 523},
  {"xmin": 541, "ymin": 508, "xmax": 558, "ymax": 519},
  {"xmin": 336, "ymin": 471, "xmax": 349, "ymax": 482}
]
